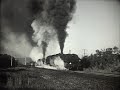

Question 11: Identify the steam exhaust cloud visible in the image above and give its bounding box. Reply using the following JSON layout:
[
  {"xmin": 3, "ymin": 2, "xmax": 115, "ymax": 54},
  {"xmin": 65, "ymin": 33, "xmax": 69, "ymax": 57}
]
[{"xmin": 29, "ymin": 0, "xmax": 76, "ymax": 57}]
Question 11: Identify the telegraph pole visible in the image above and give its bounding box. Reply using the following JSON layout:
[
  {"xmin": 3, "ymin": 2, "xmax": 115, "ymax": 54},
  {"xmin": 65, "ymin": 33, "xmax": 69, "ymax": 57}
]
[
  {"xmin": 25, "ymin": 57, "xmax": 26, "ymax": 65},
  {"xmin": 69, "ymin": 50, "xmax": 71, "ymax": 54},
  {"xmin": 83, "ymin": 49, "xmax": 87, "ymax": 57},
  {"xmin": 11, "ymin": 56, "xmax": 12, "ymax": 67}
]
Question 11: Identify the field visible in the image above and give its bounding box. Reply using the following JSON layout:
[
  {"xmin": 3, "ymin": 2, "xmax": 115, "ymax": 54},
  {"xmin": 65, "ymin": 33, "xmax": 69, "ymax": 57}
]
[{"xmin": 0, "ymin": 67, "xmax": 120, "ymax": 90}]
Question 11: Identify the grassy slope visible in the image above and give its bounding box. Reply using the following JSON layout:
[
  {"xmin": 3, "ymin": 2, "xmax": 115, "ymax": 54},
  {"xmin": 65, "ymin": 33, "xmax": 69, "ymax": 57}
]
[{"xmin": 0, "ymin": 67, "xmax": 120, "ymax": 90}]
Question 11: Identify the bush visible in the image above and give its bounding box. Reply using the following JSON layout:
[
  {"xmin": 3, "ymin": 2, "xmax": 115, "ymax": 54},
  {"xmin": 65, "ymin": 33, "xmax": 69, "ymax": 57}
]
[
  {"xmin": 81, "ymin": 56, "xmax": 90, "ymax": 69},
  {"xmin": 83, "ymin": 46, "xmax": 120, "ymax": 73}
]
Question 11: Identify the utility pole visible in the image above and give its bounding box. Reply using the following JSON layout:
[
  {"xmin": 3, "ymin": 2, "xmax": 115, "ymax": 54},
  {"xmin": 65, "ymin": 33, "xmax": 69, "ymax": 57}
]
[
  {"xmin": 11, "ymin": 56, "xmax": 12, "ymax": 67},
  {"xmin": 83, "ymin": 49, "xmax": 87, "ymax": 57},
  {"xmin": 69, "ymin": 50, "xmax": 71, "ymax": 54},
  {"xmin": 25, "ymin": 57, "xmax": 26, "ymax": 65}
]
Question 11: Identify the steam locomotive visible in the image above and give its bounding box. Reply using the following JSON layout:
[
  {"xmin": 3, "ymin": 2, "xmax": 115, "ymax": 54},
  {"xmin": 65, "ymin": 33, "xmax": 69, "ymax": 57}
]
[{"xmin": 46, "ymin": 53, "xmax": 82, "ymax": 70}]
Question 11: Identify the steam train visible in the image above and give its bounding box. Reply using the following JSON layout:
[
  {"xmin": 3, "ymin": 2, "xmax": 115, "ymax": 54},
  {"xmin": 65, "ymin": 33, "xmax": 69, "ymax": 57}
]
[
  {"xmin": 46, "ymin": 53, "xmax": 83, "ymax": 70},
  {"xmin": 0, "ymin": 54, "xmax": 17, "ymax": 68}
]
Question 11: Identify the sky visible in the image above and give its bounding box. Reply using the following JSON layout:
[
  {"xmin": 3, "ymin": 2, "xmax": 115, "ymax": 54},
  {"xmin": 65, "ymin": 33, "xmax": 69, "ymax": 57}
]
[
  {"xmin": 1, "ymin": 0, "xmax": 120, "ymax": 59},
  {"xmin": 62, "ymin": 0, "xmax": 120, "ymax": 57}
]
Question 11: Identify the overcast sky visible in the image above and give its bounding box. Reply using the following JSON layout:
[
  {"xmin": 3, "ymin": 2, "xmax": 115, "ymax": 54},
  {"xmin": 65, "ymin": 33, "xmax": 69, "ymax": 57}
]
[{"xmin": 60, "ymin": 0, "xmax": 120, "ymax": 57}]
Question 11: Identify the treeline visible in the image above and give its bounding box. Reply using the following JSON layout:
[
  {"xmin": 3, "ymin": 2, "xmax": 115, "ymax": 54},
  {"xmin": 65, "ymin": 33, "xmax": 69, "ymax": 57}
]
[{"xmin": 81, "ymin": 46, "xmax": 120, "ymax": 73}]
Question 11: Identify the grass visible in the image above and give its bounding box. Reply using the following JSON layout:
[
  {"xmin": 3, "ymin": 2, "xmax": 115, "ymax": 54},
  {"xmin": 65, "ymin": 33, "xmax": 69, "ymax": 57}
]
[
  {"xmin": 84, "ymin": 62, "xmax": 120, "ymax": 74},
  {"xmin": 0, "ymin": 66, "xmax": 120, "ymax": 90}
]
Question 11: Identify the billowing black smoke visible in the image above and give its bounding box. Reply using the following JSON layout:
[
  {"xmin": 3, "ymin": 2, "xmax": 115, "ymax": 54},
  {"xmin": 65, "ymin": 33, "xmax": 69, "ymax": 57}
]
[
  {"xmin": 41, "ymin": 41, "xmax": 47, "ymax": 59},
  {"xmin": 29, "ymin": 0, "xmax": 76, "ymax": 55},
  {"xmin": 1, "ymin": 0, "xmax": 76, "ymax": 61},
  {"xmin": 1, "ymin": 0, "xmax": 35, "ymax": 57}
]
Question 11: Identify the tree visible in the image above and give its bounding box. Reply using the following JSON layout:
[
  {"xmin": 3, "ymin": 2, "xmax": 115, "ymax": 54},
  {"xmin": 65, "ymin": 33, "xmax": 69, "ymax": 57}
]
[
  {"xmin": 81, "ymin": 56, "xmax": 90, "ymax": 69},
  {"xmin": 113, "ymin": 46, "xmax": 119, "ymax": 54}
]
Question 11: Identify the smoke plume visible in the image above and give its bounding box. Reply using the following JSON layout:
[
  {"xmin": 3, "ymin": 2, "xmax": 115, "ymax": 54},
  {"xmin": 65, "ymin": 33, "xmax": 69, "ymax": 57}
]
[
  {"xmin": 1, "ymin": 0, "xmax": 35, "ymax": 58},
  {"xmin": 1, "ymin": 0, "xmax": 76, "ymax": 62},
  {"xmin": 1, "ymin": 27, "xmax": 32, "ymax": 57},
  {"xmin": 41, "ymin": 41, "xmax": 47, "ymax": 58},
  {"xmin": 31, "ymin": 20, "xmax": 57, "ymax": 61},
  {"xmin": 29, "ymin": 0, "xmax": 76, "ymax": 56}
]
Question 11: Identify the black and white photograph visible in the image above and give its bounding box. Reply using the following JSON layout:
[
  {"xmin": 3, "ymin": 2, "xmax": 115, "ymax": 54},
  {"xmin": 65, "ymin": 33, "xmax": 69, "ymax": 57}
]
[{"xmin": 0, "ymin": 0, "xmax": 120, "ymax": 90}]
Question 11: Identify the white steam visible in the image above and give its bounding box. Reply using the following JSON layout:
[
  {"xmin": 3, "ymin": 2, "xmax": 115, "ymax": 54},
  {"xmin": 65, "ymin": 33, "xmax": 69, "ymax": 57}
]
[
  {"xmin": 31, "ymin": 20, "xmax": 57, "ymax": 46},
  {"xmin": 29, "ymin": 20, "xmax": 58, "ymax": 61},
  {"xmin": 1, "ymin": 27, "xmax": 32, "ymax": 58},
  {"xmin": 29, "ymin": 47, "xmax": 43, "ymax": 61},
  {"xmin": 53, "ymin": 56, "xmax": 66, "ymax": 70},
  {"xmin": 36, "ymin": 56, "xmax": 66, "ymax": 70},
  {"xmin": 30, "ymin": 20, "xmax": 66, "ymax": 70}
]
